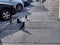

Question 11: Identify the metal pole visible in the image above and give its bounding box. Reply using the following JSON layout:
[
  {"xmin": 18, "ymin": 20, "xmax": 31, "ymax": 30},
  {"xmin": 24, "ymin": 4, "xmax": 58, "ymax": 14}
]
[{"xmin": 59, "ymin": 0, "xmax": 60, "ymax": 18}]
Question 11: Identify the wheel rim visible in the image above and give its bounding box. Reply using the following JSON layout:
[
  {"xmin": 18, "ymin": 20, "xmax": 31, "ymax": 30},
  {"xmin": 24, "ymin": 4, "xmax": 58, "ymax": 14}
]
[
  {"xmin": 2, "ymin": 11, "xmax": 10, "ymax": 20},
  {"xmin": 17, "ymin": 5, "xmax": 22, "ymax": 11}
]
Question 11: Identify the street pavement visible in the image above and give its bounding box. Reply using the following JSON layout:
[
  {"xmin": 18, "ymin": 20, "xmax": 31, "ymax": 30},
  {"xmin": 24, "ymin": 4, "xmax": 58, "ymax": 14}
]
[{"xmin": 0, "ymin": 2, "xmax": 60, "ymax": 45}]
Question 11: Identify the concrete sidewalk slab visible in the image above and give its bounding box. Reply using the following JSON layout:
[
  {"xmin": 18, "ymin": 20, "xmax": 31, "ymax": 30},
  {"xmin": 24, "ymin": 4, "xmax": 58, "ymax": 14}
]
[{"xmin": 1, "ymin": 31, "xmax": 24, "ymax": 43}]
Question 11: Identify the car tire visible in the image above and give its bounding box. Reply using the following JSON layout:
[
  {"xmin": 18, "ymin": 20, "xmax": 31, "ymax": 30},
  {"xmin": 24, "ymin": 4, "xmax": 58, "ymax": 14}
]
[
  {"xmin": 1, "ymin": 9, "xmax": 11, "ymax": 21},
  {"xmin": 16, "ymin": 4, "xmax": 23, "ymax": 12}
]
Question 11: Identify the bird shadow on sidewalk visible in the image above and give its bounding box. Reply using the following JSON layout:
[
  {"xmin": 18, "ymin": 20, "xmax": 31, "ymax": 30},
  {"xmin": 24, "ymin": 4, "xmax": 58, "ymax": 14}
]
[{"xmin": 20, "ymin": 27, "xmax": 32, "ymax": 35}]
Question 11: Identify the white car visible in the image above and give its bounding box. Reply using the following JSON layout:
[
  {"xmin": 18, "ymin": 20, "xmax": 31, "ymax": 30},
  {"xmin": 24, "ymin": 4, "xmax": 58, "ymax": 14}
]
[{"xmin": 0, "ymin": 0, "xmax": 24, "ymax": 12}]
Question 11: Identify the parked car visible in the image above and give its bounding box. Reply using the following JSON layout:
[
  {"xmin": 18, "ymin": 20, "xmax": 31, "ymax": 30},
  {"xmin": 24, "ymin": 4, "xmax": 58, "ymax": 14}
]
[
  {"xmin": 22, "ymin": 0, "xmax": 30, "ymax": 7},
  {"xmin": 0, "ymin": 0, "xmax": 24, "ymax": 12},
  {"xmin": 0, "ymin": 2, "xmax": 16, "ymax": 20}
]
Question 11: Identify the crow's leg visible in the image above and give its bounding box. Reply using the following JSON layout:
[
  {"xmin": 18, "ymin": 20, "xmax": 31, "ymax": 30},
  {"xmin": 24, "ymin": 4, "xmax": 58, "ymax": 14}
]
[{"xmin": 19, "ymin": 22, "xmax": 25, "ymax": 30}]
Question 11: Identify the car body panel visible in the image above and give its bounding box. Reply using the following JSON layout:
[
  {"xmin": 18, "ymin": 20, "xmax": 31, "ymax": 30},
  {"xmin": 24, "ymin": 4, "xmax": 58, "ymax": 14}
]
[
  {"xmin": 0, "ymin": 4, "xmax": 16, "ymax": 16},
  {"xmin": 0, "ymin": 0, "xmax": 24, "ymax": 8}
]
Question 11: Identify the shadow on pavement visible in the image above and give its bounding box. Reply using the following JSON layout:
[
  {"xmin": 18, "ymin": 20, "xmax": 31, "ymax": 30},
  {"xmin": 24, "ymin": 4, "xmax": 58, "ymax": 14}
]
[
  {"xmin": 22, "ymin": 4, "xmax": 35, "ymax": 12},
  {"xmin": 26, "ymin": 4, "xmax": 35, "ymax": 8},
  {"xmin": 0, "ymin": 11, "xmax": 31, "ymax": 39},
  {"xmin": 0, "ymin": 21, "xmax": 32, "ymax": 38},
  {"xmin": 31, "ymin": 6, "xmax": 49, "ymax": 12},
  {"xmin": 0, "ymin": 29, "xmax": 20, "ymax": 38}
]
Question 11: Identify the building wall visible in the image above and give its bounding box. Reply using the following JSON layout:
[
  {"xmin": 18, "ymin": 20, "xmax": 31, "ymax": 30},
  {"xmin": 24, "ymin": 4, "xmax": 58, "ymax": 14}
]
[{"xmin": 43, "ymin": 0, "xmax": 59, "ymax": 17}]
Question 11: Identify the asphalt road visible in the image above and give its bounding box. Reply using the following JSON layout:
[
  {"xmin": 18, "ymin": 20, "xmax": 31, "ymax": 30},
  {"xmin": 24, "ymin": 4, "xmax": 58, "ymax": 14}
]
[{"xmin": 0, "ymin": 2, "xmax": 60, "ymax": 45}]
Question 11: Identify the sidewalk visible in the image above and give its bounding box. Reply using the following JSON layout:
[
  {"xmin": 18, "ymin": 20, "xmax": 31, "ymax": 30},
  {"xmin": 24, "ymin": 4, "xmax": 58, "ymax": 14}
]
[
  {"xmin": 24, "ymin": 2, "xmax": 60, "ymax": 44},
  {"xmin": 1, "ymin": 2, "xmax": 60, "ymax": 45}
]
